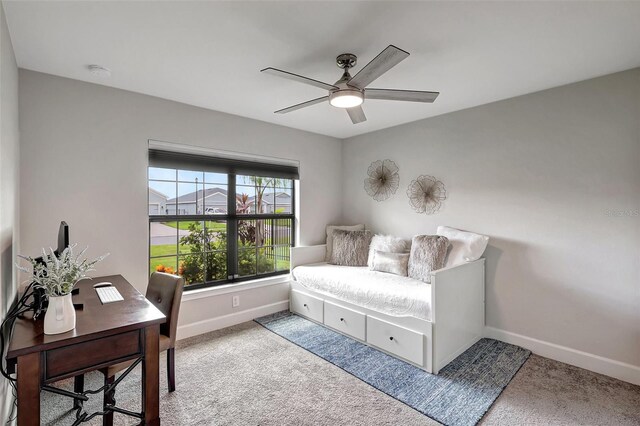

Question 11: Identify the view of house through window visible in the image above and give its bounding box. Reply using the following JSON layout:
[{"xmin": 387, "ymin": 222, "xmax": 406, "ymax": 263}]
[{"xmin": 148, "ymin": 165, "xmax": 295, "ymax": 289}]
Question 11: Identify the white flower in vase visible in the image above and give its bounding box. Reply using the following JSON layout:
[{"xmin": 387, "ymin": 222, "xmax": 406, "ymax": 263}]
[{"xmin": 17, "ymin": 244, "xmax": 109, "ymax": 334}]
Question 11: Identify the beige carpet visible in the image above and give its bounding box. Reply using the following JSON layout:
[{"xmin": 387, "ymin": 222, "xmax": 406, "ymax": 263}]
[{"xmin": 39, "ymin": 321, "xmax": 640, "ymax": 425}]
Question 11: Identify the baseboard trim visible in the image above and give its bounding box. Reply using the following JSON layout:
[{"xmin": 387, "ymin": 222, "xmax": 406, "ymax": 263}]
[
  {"xmin": 485, "ymin": 326, "xmax": 640, "ymax": 386},
  {"xmin": 177, "ymin": 300, "xmax": 289, "ymax": 340}
]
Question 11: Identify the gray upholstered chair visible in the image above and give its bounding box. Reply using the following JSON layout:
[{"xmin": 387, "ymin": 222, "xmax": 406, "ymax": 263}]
[
  {"xmin": 105, "ymin": 272, "xmax": 184, "ymax": 386},
  {"xmin": 74, "ymin": 272, "xmax": 184, "ymax": 424}
]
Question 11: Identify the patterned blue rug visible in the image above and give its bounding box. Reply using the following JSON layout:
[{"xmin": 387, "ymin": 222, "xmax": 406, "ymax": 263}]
[{"xmin": 255, "ymin": 312, "xmax": 530, "ymax": 426}]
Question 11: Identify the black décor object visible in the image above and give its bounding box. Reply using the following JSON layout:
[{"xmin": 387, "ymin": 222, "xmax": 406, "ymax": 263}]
[
  {"xmin": 30, "ymin": 221, "xmax": 71, "ymax": 319},
  {"xmin": 56, "ymin": 221, "xmax": 70, "ymax": 256},
  {"xmin": 73, "ymin": 288, "xmax": 83, "ymax": 310},
  {"xmin": 31, "ymin": 287, "xmax": 47, "ymax": 320}
]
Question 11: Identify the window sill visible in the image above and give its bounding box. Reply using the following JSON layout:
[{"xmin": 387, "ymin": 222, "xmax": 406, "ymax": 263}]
[{"xmin": 181, "ymin": 274, "xmax": 291, "ymax": 302}]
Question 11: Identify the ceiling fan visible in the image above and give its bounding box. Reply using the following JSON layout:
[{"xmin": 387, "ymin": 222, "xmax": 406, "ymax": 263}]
[{"xmin": 261, "ymin": 45, "xmax": 439, "ymax": 124}]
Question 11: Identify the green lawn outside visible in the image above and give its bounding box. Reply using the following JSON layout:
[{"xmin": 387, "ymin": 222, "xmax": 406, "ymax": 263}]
[
  {"xmin": 150, "ymin": 245, "xmax": 290, "ymax": 276},
  {"xmin": 164, "ymin": 221, "xmax": 227, "ymax": 231},
  {"xmin": 276, "ymin": 259, "xmax": 290, "ymax": 270},
  {"xmin": 150, "ymin": 244, "xmax": 176, "ymax": 257}
]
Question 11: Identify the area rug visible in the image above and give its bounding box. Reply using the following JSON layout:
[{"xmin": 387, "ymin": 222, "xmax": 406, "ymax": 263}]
[{"xmin": 255, "ymin": 311, "xmax": 530, "ymax": 426}]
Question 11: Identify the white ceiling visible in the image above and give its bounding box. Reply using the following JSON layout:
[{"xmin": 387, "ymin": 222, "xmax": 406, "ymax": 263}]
[{"xmin": 4, "ymin": 1, "xmax": 640, "ymax": 139}]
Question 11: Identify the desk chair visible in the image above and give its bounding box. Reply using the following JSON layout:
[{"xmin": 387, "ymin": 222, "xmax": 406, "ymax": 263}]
[{"xmin": 74, "ymin": 272, "xmax": 184, "ymax": 423}]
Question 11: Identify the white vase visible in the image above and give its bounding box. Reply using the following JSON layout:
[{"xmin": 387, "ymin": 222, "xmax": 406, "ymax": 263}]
[{"xmin": 44, "ymin": 294, "xmax": 76, "ymax": 335}]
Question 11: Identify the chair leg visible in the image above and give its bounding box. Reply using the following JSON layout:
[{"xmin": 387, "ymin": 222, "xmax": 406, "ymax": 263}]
[
  {"xmin": 167, "ymin": 347, "xmax": 176, "ymax": 392},
  {"xmin": 73, "ymin": 374, "xmax": 84, "ymax": 409},
  {"xmin": 102, "ymin": 371, "xmax": 114, "ymax": 426}
]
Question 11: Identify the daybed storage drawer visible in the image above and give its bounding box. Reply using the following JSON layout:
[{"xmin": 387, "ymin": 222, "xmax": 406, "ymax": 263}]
[
  {"xmin": 324, "ymin": 301, "xmax": 366, "ymax": 341},
  {"xmin": 367, "ymin": 316, "xmax": 424, "ymax": 365},
  {"xmin": 291, "ymin": 290, "xmax": 323, "ymax": 323}
]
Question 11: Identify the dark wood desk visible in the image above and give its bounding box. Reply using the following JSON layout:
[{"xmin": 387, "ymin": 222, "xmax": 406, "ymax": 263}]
[{"xmin": 6, "ymin": 275, "xmax": 166, "ymax": 425}]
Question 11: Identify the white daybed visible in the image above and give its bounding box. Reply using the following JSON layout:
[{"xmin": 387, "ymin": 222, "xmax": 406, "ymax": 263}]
[{"xmin": 289, "ymin": 244, "xmax": 485, "ymax": 374}]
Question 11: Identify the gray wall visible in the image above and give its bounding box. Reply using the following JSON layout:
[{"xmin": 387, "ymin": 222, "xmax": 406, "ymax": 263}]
[
  {"xmin": 342, "ymin": 69, "xmax": 640, "ymax": 366},
  {"xmin": 0, "ymin": 1, "xmax": 19, "ymax": 421},
  {"xmin": 18, "ymin": 70, "xmax": 342, "ymax": 293},
  {"xmin": 15, "ymin": 57, "xmax": 640, "ymax": 371}
]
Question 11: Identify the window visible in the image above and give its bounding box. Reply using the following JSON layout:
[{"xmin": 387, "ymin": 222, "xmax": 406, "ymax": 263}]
[{"xmin": 148, "ymin": 150, "xmax": 297, "ymax": 290}]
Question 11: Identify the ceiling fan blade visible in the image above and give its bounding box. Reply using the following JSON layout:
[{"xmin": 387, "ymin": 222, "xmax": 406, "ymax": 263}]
[
  {"xmin": 366, "ymin": 88, "xmax": 439, "ymax": 103},
  {"xmin": 274, "ymin": 96, "xmax": 328, "ymax": 114},
  {"xmin": 261, "ymin": 67, "xmax": 338, "ymax": 91},
  {"xmin": 346, "ymin": 105, "xmax": 367, "ymax": 124},
  {"xmin": 347, "ymin": 45, "xmax": 410, "ymax": 89}
]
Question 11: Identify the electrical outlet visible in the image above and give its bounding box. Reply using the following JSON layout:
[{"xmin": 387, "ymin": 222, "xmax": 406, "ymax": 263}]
[{"xmin": 232, "ymin": 295, "xmax": 240, "ymax": 308}]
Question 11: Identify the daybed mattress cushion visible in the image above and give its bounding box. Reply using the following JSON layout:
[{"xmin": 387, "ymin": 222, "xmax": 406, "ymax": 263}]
[{"xmin": 292, "ymin": 263, "xmax": 431, "ymax": 321}]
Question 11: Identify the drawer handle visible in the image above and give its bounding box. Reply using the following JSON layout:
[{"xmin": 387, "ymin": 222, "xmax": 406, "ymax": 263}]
[
  {"xmin": 340, "ymin": 318, "xmax": 344, "ymax": 322},
  {"xmin": 389, "ymin": 336, "xmax": 394, "ymax": 341},
  {"xmin": 303, "ymin": 303, "xmax": 308, "ymax": 308}
]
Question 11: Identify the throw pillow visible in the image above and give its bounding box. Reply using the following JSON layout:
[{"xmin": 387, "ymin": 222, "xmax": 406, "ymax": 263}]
[
  {"xmin": 436, "ymin": 226, "xmax": 489, "ymax": 267},
  {"xmin": 325, "ymin": 224, "xmax": 365, "ymax": 261},
  {"xmin": 367, "ymin": 234, "xmax": 408, "ymax": 269},
  {"xmin": 408, "ymin": 235, "xmax": 450, "ymax": 283},
  {"xmin": 371, "ymin": 250, "xmax": 410, "ymax": 277},
  {"xmin": 330, "ymin": 230, "xmax": 372, "ymax": 267}
]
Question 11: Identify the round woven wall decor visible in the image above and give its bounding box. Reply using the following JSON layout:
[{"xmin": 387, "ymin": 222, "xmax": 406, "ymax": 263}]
[
  {"xmin": 364, "ymin": 159, "xmax": 400, "ymax": 202},
  {"xmin": 407, "ymin": 175, "xmax": 447, "ymax": 214}
]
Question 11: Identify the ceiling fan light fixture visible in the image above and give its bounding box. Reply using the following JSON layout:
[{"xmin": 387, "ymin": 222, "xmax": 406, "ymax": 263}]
[
  {"xmin": 263, "ymin": 45, "xmax": 439, "ymax": 124},
  {"xmin": 329, "ymin": 89, "xmax": 364, "ymax": 108}
]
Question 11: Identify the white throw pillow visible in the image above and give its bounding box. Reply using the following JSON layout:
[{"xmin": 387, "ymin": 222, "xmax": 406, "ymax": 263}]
[
  {"xmin": 371, "ymin": 250, "xmax": 409, "ymax": 277},
  {"xmin": 436, "ymin": 226, "xmax": 489, "ymax": 267},
  {"xmin": 325, "ymin": 224, "xmax": 365, "ymax": 261},
  {"xmin": 367, "ymin": 234, "xmax": 408, "ymax": 269}
]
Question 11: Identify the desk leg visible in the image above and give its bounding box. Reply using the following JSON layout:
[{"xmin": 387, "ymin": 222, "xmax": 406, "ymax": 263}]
[
  {"xmin": 102, "ymin": 372, "xmax": 115, "ymax": 426},
  {"xmin": 142, "ymin": 325, "xmax": 160, "ymax": 425},
  {"xmin": 74, "ymin": 374, "xmax": 85, "ymax": 409},
  {"xmin": 17, "ymin": 352, "xmax": 41, "ymax": 426}
]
